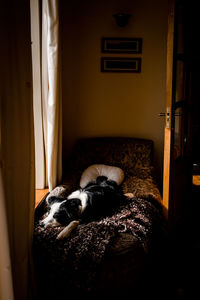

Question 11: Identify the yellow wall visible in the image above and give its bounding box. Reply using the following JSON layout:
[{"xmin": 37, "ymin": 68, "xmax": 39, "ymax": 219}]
[{"xmin": 61, "ymin": 0, "xmax": 168, "ymax": 185}]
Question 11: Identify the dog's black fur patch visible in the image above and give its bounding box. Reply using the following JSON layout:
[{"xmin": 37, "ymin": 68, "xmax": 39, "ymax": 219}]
[
  {"xmin": 53, "ymin": 199, "xmax": 81, "ymax": 225},
  {"xmin": 42, "ymin": 176, "xmax": 125, "ymax": 227},
  {"xmin": 81, "ymin": 176, "xmax": 125, "ymax": 220}
]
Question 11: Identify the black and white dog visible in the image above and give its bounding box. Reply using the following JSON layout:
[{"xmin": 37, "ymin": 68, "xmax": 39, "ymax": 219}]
[{"xmin": 40, "ymin": 176, "xmax": 125, "ymax": 238}]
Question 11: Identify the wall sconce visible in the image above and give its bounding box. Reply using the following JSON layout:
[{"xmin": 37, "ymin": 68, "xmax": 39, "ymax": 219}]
[{"xmin": 113, "ymin": 13, "xmax": 131, "ymax": 27}]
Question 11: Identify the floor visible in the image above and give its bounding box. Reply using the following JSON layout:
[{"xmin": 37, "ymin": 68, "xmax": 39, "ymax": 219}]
[
  {"xmin": 35, "ymin": 189, "xmax": 49, "ymax": 207},
  {"xmin": 167, "ymin": 176, "xmax": 200, "ymax": 299},
  {"xmin": 193, "ymin": 174, "xmax": 200, "ymax": 185}
]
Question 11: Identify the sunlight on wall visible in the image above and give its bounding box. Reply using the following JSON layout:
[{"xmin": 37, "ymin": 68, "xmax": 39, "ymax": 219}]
[{"xmin": 61, "ymin": 0, "xmax": 168, "ymax": 185}]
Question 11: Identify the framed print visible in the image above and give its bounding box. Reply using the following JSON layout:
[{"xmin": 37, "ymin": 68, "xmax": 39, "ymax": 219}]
[
  {"xmin": 101, "ymin": 37, "xmax": 142, "ymax": 54},
  {"xmin": 101, "ymin": 57, "xmax": 141, "ymax": 73}
]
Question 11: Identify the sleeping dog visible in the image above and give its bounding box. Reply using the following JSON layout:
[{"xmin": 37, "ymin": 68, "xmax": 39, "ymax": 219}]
[{"xmin": 40, "ymin": 176, "xmax": 125, "ymax": 239}]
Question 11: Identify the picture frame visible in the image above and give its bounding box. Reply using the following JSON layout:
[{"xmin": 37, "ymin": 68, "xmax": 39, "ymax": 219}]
[
  {"xmin": 101, "ymin": 37, "xmax": 142, "ymax": 54},
  {"xmin": 101, "ymin": 57, "xmax": 141, "ymax": 73}
]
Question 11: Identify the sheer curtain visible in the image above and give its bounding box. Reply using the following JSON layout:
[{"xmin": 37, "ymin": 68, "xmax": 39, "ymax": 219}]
[
  {"xmin": 31, "ymin": 0, "xmax": 62, "ymax": 191},
  {"xmin": 0, "ymin": 1, "xmax": 35, "ymax": 299}
]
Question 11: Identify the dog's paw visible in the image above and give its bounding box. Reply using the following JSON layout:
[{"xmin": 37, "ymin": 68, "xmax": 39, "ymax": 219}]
[
  {"xmin": 125, "ymin": 193, "xmax": 134, "ymax": 198},
  {"xmin": 56, "ymin": 220, "xmax": 79, "ymax": 240}
]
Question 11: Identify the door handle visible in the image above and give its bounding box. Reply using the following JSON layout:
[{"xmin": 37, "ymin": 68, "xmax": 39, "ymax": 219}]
[
  {"xmin": 158, "ymin": 112, "xmax": 182, "ymax": 117},
  {"xmin": 158, "ymin": 107, "xmax": 171, "ymax": 128},
  {"xmin": 158, "ymin": 112, "xmax": 166, "ymax": 117},
  {"xmin": 158, "ymin": 109, "xmax": 183, "ymax": 129}
]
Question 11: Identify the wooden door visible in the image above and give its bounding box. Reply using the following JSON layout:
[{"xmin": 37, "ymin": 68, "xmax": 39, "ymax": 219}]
[{"xmin": 162, "ymin": 0, "xmax": 192, "ymax": 225}]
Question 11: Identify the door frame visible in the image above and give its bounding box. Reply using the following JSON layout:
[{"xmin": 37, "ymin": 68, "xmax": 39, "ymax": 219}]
[{"xmin": 162, "ymin": 0, "xmax": 175, "ymax": 217}]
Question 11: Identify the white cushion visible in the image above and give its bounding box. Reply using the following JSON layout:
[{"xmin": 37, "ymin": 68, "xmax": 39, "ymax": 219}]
[{"xmin": 80, "ymin": 164, "xmax": 124, "ymax": 188}]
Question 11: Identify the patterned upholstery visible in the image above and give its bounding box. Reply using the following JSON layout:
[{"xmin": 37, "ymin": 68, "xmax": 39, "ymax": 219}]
[{"xmin": 67, "ymin": 137, "xmax": 153, "ymax": 172}]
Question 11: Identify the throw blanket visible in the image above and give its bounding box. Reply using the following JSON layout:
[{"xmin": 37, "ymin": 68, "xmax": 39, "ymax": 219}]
[{"xmin": 33, "ymin": 193, "xmax": 165, "ymax": 299}]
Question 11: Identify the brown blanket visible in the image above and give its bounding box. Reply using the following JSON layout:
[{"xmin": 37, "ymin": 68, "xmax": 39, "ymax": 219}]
[{"xmin": 33, "ymin": 167, "xmax": 165, "ymax": 299}]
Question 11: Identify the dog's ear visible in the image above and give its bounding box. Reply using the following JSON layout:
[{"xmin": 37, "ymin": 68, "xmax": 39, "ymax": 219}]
[
  {"xmin": 53, "ymin": 205, "xmax": 70, "ymax": 225},
  {"xmin": 53, "ymin": 199, "xmax": 81, "ymax": 226},
  {"xmin": 65, "ymin": 198, "xmax": 81, "ymax": 218}
]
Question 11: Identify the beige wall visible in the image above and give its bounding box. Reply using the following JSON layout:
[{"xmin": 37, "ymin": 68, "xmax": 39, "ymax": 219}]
[{"xmin": 61, "ymin": 0, "xmax": 168, "ymax": 185}]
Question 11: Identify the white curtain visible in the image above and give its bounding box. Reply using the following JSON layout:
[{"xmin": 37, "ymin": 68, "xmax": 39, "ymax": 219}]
[
  {"xmin": 0, "ymin": 1, "xmax": 35, "ymax": 299},
  {"xmin": 31, "ymin": 0, "xmax": 62, "ymax": 191}
]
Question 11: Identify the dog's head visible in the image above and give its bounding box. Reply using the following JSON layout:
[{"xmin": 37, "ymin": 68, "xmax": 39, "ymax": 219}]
[{"xmin": 40, "ymin": 196, "xmax": 81, "ymax": 228}]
